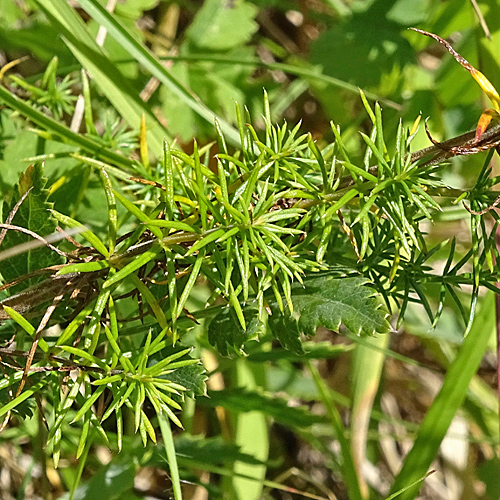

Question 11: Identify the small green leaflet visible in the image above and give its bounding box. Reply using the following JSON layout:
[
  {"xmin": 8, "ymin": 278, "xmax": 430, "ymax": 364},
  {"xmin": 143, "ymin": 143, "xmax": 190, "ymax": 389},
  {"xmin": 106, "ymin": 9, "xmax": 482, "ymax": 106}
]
[
  {"xmin": 268, "ymin": 273, "xmax": 390, "ymax": 354},
  {"xmin": 1, "ymin": 164, "xmax": 63, "ymax": 293},
  {"xmin": 208, "ymin": 306, "xmax": 264, "ymax": 356}
]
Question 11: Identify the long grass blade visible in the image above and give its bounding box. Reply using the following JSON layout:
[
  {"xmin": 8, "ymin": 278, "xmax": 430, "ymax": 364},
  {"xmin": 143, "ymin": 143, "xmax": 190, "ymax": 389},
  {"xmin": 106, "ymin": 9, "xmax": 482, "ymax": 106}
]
[{"xmin": 76, "ymin": 0, "xmax": 241, "ymax": 146}]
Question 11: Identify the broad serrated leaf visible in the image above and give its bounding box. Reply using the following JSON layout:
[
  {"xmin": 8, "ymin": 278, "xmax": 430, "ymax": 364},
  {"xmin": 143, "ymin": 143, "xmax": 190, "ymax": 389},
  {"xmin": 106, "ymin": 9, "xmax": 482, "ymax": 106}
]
[
  {"xmin": 1, "ymin": 164, "xmax": 62, "ymax": 293},
  {"xmin": 150, "ymin": 344, "xmax": 208, "ymax": 398},
  {"xmin": 268, "ymin": 273, "xmax": 390, "ymax": 354},
  {"xmin": 162, "ymin": 363, "xmax": 208, "ymax": 398},
  {"xmin": 207, "ymin": 306, "xmax": 264, "ymax": 356},
  {"xmin": 199, "ymin": 388, "xmax": 327, "ymax": 428}
]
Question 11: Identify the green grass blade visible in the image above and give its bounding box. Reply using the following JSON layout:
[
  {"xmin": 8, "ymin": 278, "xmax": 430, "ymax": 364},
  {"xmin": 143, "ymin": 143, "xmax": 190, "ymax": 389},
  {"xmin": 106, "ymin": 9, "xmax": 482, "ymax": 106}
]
[
  {"xmin": 76, "ymin": 0, "xmax": 241, "ymax": 146},
  {"xmin": 388, "ymin": 292, "xmax": 495, "ymax": 500},
  {"xmin": 308, "ymin": 360, "xmax": 363, "ymax": 500},
  {"xmin": 231, "ymin": 359, "xmax": 269, "ymax": 500},
  {"xmin": 350, "ymin": 334, "xmax": 389, "ymax": 497},
  {"xmin": 0, "ymin": 86, "xmax": 135, "ymax": 172},
  {"xmin": 99, "ymin": 168, "xmax": 117, "ymax": 254},
  {"xmin": 158, "ymin": 414, "xmax": 183, "ymax": 500},
  {"xmin": 34, "ymin": 0, "xmax": 168, "ymax": 152}
]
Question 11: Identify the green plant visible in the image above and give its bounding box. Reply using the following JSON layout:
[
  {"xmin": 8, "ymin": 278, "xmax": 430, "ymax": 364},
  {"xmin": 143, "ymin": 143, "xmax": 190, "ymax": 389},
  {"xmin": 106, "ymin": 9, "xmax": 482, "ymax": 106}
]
[{"xmin": 1, "ymin": 2, "xmax": 500, "ymax": 500}]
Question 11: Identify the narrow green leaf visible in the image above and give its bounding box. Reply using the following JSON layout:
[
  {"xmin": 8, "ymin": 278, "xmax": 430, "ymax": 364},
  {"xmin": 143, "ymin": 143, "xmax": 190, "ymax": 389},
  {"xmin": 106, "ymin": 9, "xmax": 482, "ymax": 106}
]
[
  {"xmin": 342, "ymin": 161, "xmax": 378, "ymax": 183},
  {"xmin": 116, "ymin": 407, "xmax": 123, "ymax": 452},
  {"xmin": 159, "ymin": 414, "xmax": 184, "ymax": 499},
  {"xmin": 59, "ymin": 346, "xmax": 107, "ymax": 369},
  {"xmin": 57, "ymin": 300, "xmax": 96, "ymax": 345},
  {"xmin": 1, "ymin": 305, "xmax": 49, "ymax": 352},
  {"xmin": 143, "ymin": 220, "xmax": 199, "ymax": 233},
  {"xmin": 76, "ymin": 417, "xmax": 91, "ymax": 459},
  {"xmin": 176, "ymin": 252, "xmax": 204, "ymax": 318},
  {"xmin": 137, "ymin": 331, "xmax": 152, "ymax": 374},
  {"xmin": 72, "ymin": 385, "xmax": 106, "ymax": 423},
  {"xmin": 0, "ymin": 378, "xmax": 49, "ymax": 418},
  {"xmin": 99, "ymin": 168, "xmax": 117, "ymax": 254},
  {"xmin": 77, "ymin": 0, "xmax": 240, "ymax": 147},
  {"xmin": 163, "ymin": 140, "xmax": 175, "ymax": 218},
  {"xmin": 104, "ymin": 327, "xmax": 135, "ymax": 374},
  {"xmin": 113, "ymin": 190, "xmax": 163, "ymax": 239},
  {"xmin": 50, "ymin": 210, "xmax": 109, "ymax": 257},
  {"xmin": 130, "ymin": 275, "xmax": 168, "ymax": 329},
  {"xmin": 85, "ymin": 289, "xmax": 110, "ymax": 356},
  {"xmin": 359, "ymin": 89, "xmax": 376, "ymax": 124},
  {"xmin": 93, "ymin": 374, "xmax": 123, "ymax": 386},
  {"xmin": 142, "ymin": 409, "xmax": 157, "ymax": 444},
  {"xmin": 145, "ymin": 348, "xmax": 192, "ymax": 376},
  {"xmin": 389, "ymin": 293, "xmax": 495, "ymax": 499},
  {"xmin": 360, "ymin": 132, "xmax": 389, "ymax": 172},
  {"xmin": 103, "ymin": 243, "xmax": 162, "ymax": 289},
  {"xmin": 57, "ymin": 260, "xmax": 109, "ymax": 275},
  {"xmin": 308, "ymin": 134, "xmax": 328, "ymax": 189},
  {"xmin": 81, "ymin": 69, "xmax": 96, "ymax": 135},
  {"xmin": 186, "ymin": 228, "xmax": 225, "ymax": 256},
  {"xmin": 69, "ymin": 154, "xmax": 131, "ymax": 181}
]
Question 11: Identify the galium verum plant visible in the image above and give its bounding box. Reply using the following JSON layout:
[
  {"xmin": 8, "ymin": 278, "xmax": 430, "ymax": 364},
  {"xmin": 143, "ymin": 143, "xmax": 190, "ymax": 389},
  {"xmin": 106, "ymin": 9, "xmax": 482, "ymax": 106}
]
[{"xmin": 1, "ymin": 29, "xmax": 500, "ymax": 465}]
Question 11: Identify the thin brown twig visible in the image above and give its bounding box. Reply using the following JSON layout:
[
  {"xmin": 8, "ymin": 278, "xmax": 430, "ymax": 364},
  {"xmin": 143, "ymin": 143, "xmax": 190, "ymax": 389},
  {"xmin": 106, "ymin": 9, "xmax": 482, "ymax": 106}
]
[
  {"xmin": 424, "ymin": 118, "xmax": 500, "ymax": 157},
  {"xmin": 470, "ymin": 0, "xmax": 491, "ymax": 39},
  {"xmin": 411, "ymin": 28, "xmax": 479, "ymax": 77},
  {"xmin": 56, "ymin": 225, "xmax": 83, "ymax": 248},
  {"xmin": 15, "ymin": 287, "xmax": 66, "ymax": 397},
  {"xmin": 0, "ymin": 265, "xmax": 66, "ymax": 293},
  {"xmin": 0, "ymin": 187, "xmax": 33, "ymax": 247},
  {"xmin": 463, "ymin": 194, "xmax": 500, "ymax": 215},
  {"xmin": 0, "ymin": 223, "xmax": 69, "ymax": 259}
]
